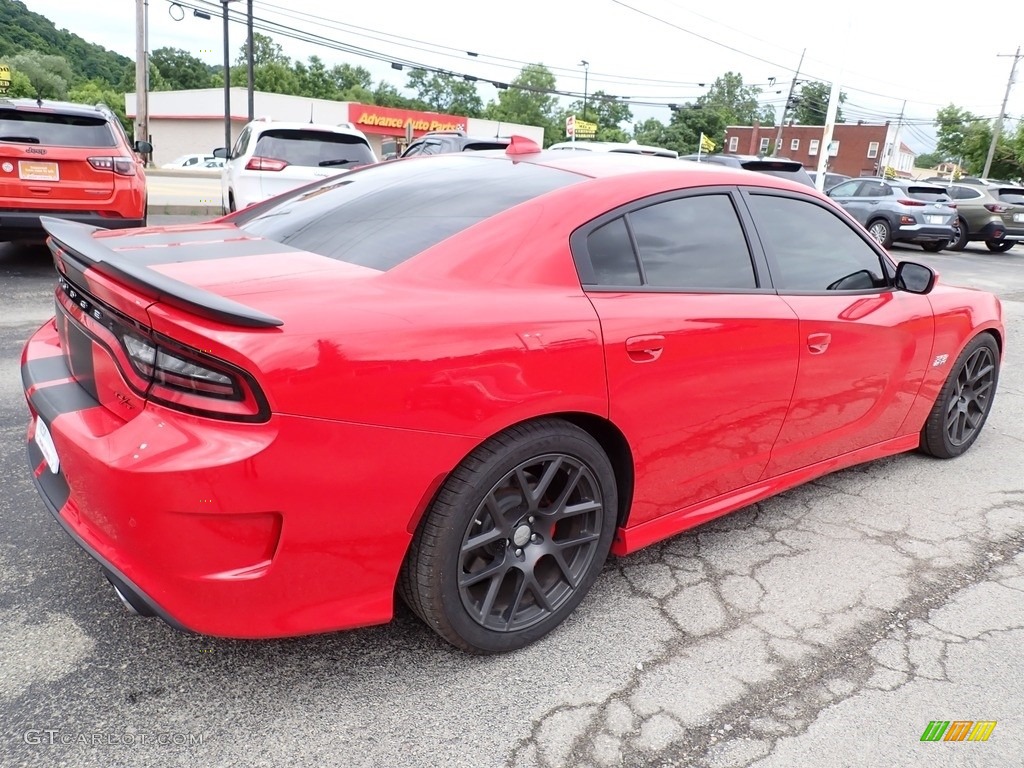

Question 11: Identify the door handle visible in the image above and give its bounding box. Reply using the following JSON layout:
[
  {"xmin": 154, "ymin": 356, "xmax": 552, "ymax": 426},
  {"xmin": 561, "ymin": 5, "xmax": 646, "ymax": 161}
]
[
  {"xmin": 625, "ymin": 335, "xmax": 665, "ymax": 362},
  {"xmin": 807, "ymin": 332, "xmax": 832, "ymax": 354}
]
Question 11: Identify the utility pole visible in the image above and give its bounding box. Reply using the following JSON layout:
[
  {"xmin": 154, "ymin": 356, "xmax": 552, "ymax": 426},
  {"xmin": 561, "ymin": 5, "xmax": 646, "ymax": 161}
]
[
  {"xmin": 982, "ymin": 46, "xmax": 1021, "ymax": 179},
  {"xmin": 246, "ymin": 0, "xmax": 254, "ymax": 121},
  {"xmin": 774, "ymin": 48, "xmax": 805, "ymax": 156},
  {"xmin": 134, "ymin": 0, "xmax": 148, "ymax": 157},
  {"xmin": 221, "ymin": 0, "xmax": 233, "ymax": 153},
  {"xmin": 882, "ymin": 100, "xmax": 906, "ymax": 177},
  {"xmin": 579, "ymin": 60, "xmax": 589, "ymax": 121}
]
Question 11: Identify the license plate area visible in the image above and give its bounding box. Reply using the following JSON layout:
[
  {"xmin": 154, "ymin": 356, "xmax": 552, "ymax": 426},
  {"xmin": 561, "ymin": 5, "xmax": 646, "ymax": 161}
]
[
  {"xmin": 1014, "ymin": 213, "xmax": 1024, "ymax": 223},
  {"xmin": 19, "ymin": 160, "xmax": 59, "ymax": 182},
  {"xmin": 34, "ymin": 417, "xmax": 60, "ymax": 474},
  {"xmin": 925, "ymin": 215, "xmax": 945, "ymax": 224}
]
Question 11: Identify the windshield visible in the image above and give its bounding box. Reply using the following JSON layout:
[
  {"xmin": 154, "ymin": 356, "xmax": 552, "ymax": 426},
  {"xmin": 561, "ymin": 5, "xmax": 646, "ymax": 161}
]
[
  {"xmin": 252, "ymin": 129, "xmax": 375, "ymax": 168},
  {"xmin": 233, "ymin": 155, "xmax": 582, "ymax": 270},
  {"xmin": 0, "ymin": 111, "xmax": 115, "ymax": 147}
]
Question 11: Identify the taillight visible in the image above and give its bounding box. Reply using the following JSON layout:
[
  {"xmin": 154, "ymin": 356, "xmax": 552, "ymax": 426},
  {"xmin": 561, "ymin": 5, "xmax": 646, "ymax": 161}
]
[
  {"xmin": 122, "ymin": 334, "xmax": 236, "ymax": 397},
  {"xmin": 245, "ymin": 156, "xmax": 288, "ymax": 171},
  {"xmin": 88, "ymin": 156, "xmax": 137, "ymax": 176},
  {"xmin": 897, "ymin": 198, "xmax": 925, "ymax": 206},
  {"xmin": 984, "ymin": 203, "xmax": 1012, "ymax": 213}
]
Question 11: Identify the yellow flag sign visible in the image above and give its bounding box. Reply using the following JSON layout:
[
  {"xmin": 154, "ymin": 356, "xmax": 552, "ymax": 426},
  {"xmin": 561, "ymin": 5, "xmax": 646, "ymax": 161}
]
[
  {"xmin": 0, "ymin": 65, "xmax": 11, "ymax": 95},
  {"xmin": 699, "ymin": 133, "xmax": 716, "ymax": 153}
]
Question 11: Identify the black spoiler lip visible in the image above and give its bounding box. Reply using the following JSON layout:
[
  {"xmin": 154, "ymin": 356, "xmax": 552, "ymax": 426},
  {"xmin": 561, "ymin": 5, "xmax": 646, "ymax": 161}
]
[{"xmin": 40, "ymin": 216, "xmax": 284, "ymax": 329}]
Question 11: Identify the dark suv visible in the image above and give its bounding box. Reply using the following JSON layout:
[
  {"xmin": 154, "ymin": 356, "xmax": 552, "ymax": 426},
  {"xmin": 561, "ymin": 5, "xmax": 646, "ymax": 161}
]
[
  {"xmin": 400, "ymin": 131, "xmax": 511, "ymax": 158},
  {"xmin": 679, "ymin": 153, "xmax": 815, "ymax": 187}
]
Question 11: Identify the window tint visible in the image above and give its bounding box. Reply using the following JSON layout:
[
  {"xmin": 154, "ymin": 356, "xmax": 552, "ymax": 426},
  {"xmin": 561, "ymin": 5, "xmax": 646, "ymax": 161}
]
[
  {"xmin": 586, "ymin": 217, "xmax": 641, "ymax": 285},
  {"xmin": 253, "ymin": 129, "xmax": 375, "ymax": 168},
  {"xmin": 463, "ymin": 141, "xmax": 511, "ymax": 152},
  {"xmin": 856, "ymin": 181, "xmax": 889, "ymax": 197},
  {"xmin": 628, "ymin": 195, "xmax": 756, "ymax": 289},
  {"xmin": 0, "ymin": 111, "xmax": 115, "ymax": 147},
  {"xmin": 746, "ymin": 194, "xmax": 888, "ymax": 292},
  {"xmin": 995, "ymin": 188, "xmax": 1024, "ymax": 205},
  {"xmin": 950, "ymin": 186, "xmax": 982, "ymax": 200},
  {"xmin": 234, "ymin": 155, "xmax": 582, "ymax": 270},
  {"xmin": 418, "ymin": 140, "xmax": 445, "ymax": 156},
  {"xmin": 828, "ymin": 180, "xmax": 860, "ymax": 197},
  {"xmin": 231, "ymin": 126, "xmax": 251, "ymax": 159},
  {"xmin": 906, "ymin": 186, "xmax": 950, "ymax": 202}
]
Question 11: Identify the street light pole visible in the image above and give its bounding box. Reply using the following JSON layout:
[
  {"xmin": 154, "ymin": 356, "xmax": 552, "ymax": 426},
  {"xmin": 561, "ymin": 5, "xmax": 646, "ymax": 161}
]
[
  {"xmin": 579, "ymin": 60, "xmax": 589, "ymax": 121},
  {"xmin": 221, "ymin": 0, "xmax": 234, "ymax": 152},
  {"xmin": 246, "ymin": 0, "xmax": 254, "ymax": 121}
]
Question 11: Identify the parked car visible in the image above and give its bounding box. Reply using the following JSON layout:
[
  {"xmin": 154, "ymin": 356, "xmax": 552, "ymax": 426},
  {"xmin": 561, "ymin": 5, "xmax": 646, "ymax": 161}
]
[
  {"xmin": 23, "ymin": 141, "xmax": 1003, "ymax": 654},
  {"xmin": 549, "ymin": 140, "xmax": 678, "ymax": 158},
  {"xmin": 214, "ymin": 118, "xmax": 377, "ymax": 212},
  {"xmin": 922, "ymin": 175, "xmax": 987, "ymax": 186},
  {"xmin": 161, "ymin": 153, "xmax": 215, "ymax": 170},
  {"xmin": 942, "ymin": 183, "xmax": 1024, "ymax": 252},
  {"xmin": 201, "ymin": 158, "xmax": 224, "ymax": 169},
  {"xmin": 825, "ymin": 178, "xmax": 956, "ymax": 251},
  {"xmin": 680, "ymin": 153, "xmax": 815, "ymax": 187},
  {"xmin": 400, "ymin": 130, "xmax": 511, "ymax": 158},
  {"xmin": 0, "ymin": 98, "xmax": 150, "ymax": 241},
  {"xmin": 808, "ymin": 171, "xmax": 851, "ymax": 190}
]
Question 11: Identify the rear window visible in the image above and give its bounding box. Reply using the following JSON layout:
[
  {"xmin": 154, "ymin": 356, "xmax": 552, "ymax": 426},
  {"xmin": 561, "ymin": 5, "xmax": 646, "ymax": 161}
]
[
  {"xmin": 740, "ymin": 160, "xmax": 814, "ymax": 187},
  {"xmin": 995, "ymin": 188, "xmax": 1024, "ymax": 205},
  {"xmin": 463, "ymin": 141, "xmax": 510, "ymax": 152},
  {"xmin": 234, "ymin": 154, "xmax": 582, "ymax": 270},
  {"xmin": 906, "ymin": 186, "xmax": 950, "ymax": 202},
  {"xmin": 252, "ymin": 129, "xmax": 375, "ymax": 169},
  {"xmin": 0, "ymin": 110, "xmax": 115, "ymax": 147}
]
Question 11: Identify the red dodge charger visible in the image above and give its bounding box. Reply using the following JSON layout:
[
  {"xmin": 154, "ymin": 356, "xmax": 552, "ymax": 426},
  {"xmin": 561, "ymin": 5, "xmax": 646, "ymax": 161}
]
[{"xmin": 21, "ymin": 139, "xmax": 1004, "ymax": 653}]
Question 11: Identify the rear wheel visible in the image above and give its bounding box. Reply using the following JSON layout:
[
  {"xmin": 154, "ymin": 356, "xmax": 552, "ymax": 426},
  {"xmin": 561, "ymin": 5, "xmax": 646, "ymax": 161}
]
[
  {"xmin": 947, "ymin": 219, "xmax": 968, "ymax": 251},
  {"xmin": 867, "ymin": 218, "xmax": 893, "ymax": 249},
  {"xmin": 921, "ymin": 241, "xmax": 944, "ymax": 253},
  {"xmin": 919, "ymin": 334, "xmax": 999, "ymax": 459},
  {"xmin": 985, "ymin": 240, "xmax": 1014, "ymax": 252},
  {"xmin": 400, "ymin": 419, "xmax": 617, "ymax": 654}
]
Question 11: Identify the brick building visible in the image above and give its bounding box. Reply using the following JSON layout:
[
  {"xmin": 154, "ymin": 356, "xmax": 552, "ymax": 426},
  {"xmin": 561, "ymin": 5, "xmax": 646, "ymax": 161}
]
[{"xmin": 722, "ymin": 122, "xmax": 912, "ymax": 178}]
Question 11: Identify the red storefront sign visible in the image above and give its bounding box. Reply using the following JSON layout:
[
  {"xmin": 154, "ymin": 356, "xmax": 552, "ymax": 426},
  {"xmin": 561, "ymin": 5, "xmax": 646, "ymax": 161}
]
[{"xmin": 347, "ymin": 104, "xmax": 468, "ymax": 137}]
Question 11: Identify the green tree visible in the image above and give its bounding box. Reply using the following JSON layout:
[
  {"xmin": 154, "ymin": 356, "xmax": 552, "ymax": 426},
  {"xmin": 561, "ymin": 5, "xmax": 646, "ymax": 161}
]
[
  {"xmin": 370, "ymin": 80, "xmax": 416, "ymax": 108},
  {"xmin": 237, "ymin": 32, "xmax": 288, "ymax": 67},
  {"xmin": 67, "ymin": 79, "xmax": 131, "ymax": 134},
  {"xmin": 697, "ymin": 71, "xmax": 773, "ymax": 126},
  {"xmin": 5, "ymin": 69, "xmax": 34, "ymax": 98},
  {"xmin": 913, "ymin": 151, "xmax": 944, "ymax": 169},
  {"xmin": 484, "ymin": 63, "xmax": 561, "ymax": 145},
  {"xmin": 791, "ymin": 81, "xmax": 846, "ymax": 125},
  {"xmin": 563, "ymin": 90, "xmax": 632, "ymax": 142},
  {"xmin": 8, "ymin": 50, "xmax": 73, "ymax": 99},
  {"xmin": 295, "ymin": 55, "xmax": 336, "ymax": 99},
  {"xmin": 406, "ymin": 70, "xmax": 483, "ymax": 116},
  {"xmin": 149, "ymin": 47, "xmax": 212, "ymax": 91},
  {"xmin": 332, "ymin": 63, "xmax": 372, "ymax": 93}
]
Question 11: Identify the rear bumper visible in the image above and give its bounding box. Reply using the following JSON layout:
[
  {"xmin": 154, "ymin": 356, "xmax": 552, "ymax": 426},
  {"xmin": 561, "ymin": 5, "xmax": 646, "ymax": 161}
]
[
  {"xmin": 1, "ymin": 209, "xmax": 146, "ymax": 238},
  {"xmin": 894, "ymin": 222, "xmax": 954, "ymax": 243},
  {"xmin": 22, "ymin": 319, "xmax": 476, "ymax": 639},
  {"xmin": 970, "ymin": 221, "xmax": 1024, "ymax": 241}
]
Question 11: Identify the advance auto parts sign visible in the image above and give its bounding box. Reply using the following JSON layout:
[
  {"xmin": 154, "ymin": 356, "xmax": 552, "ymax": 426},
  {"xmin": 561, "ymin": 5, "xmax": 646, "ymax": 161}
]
[
  {"xmin": 0, "ymin": 65, "xmax": 10, "ymax": 95},
  {"xmin": 347, "ymin": 103, "xmax": 468, "ymax": 138}
]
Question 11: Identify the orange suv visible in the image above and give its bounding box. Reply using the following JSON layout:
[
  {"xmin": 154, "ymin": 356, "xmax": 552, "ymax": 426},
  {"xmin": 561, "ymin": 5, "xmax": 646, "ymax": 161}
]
[{"xmin": 0, "ymin": 99, "xmax": 151, "ymax": 241}]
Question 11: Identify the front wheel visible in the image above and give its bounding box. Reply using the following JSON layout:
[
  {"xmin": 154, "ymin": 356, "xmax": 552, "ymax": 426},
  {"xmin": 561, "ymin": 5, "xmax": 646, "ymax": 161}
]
[
  {"xmin": 985, "ymin": 240, "xmax": 1014, "ymax": 252},
  {"xmin": 919, "ymin": 334, "xmax": 1000, "ymax": 459},
  {"xmin": 867, "ymin": 219, "xmax": 893, "ymax": 249},
  {"xmin": 400, "ymin": 419, "xmax": 618, "ymax": 654}
]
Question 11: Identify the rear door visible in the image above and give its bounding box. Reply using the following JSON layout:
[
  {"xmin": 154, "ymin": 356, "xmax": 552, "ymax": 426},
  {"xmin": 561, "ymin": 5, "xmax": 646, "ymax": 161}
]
[
  {"xmin": 741, "ymin": 189, "xmax": 934, "ymax": 476},
  {"xmin": 825, "ymin": 180, "xmax": 867, "ymax": 223},
  {"xmin": 574, "ymin": 188, "xmax": 800, "ymax": 526},
  {"xmin": 0, "ymin": 109, "xmax": 117, "ymax": 202},
  {"xmin": 252, "ymin": 129, "xmax": 376, "ymax": 200}
]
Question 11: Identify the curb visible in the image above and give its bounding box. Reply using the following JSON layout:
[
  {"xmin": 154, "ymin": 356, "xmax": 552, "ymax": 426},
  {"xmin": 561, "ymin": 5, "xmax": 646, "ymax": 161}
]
[{"xmin": 148, "ymin": 205, "xmax": 223, "ymax": 217}]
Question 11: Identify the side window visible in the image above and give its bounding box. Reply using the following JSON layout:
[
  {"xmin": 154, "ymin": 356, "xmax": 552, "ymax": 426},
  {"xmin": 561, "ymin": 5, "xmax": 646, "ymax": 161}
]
[
  {"xmin": 231, "ymin": 127, "xmax": 251, "ymax": 159},
  {"xmin": 628, "ymin": 195, "xmax": 757, "ymax": 290},
  {"xmin": 402, "ymin": 143, "xmax": 424, "ymax": 157},
  {"xmin": 829, "ymin": 181, "xmax": 861, "ymax": 197},
  {"xmin": 586, "ymin": 217, "xmax": 641, "ymax": 286},
  {"xmin": 856, "ymin": 181, "xmax": 889, "ymax": 197},
  {"xmin": 184, "ymin": 157, "xmax": 197, "ymax": 166},
  {"xmin": 419, "ymin": 140, "xmax": 444, "ymax": 156},
  {"xmin": 746, "ymin": 194, "xmax": 889, "ymax": 292},
  {"xmin": 951, "ymin": 186, "xmax": 981, "ymax": 200}
]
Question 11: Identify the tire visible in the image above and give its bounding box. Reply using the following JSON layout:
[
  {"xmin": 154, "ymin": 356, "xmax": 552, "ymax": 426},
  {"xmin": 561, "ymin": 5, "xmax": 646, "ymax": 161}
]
[
  {"xmin": 985, "ymin": 240, "xmax": 1014, "ymax": 252},
  {"xmin": 919, "ymin": 334, "xmax": 1000, "ymax": 459},
  {"xmin": 400, "ymin": 418, "xmax": 618, "ymax": 654},
  {"xmin": 867, "ymin": 218, "xmax": 893, "ymax": 249},
  {"xmin": 947, "ymin": 219, "xmax": 968, "ymax": 251},
  {"xmin": 920, "ymin": 242, "xmax": 944, "ymax": 253}
]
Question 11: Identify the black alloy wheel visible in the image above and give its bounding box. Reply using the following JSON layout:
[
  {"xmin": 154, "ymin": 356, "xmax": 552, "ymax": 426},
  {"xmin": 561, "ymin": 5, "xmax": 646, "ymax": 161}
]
[
  {"xmin": 920, "ymin": 334, "xmax": 999, "ymax": 458},
  {"xmin": 400, "ymin": 419, "xmax": 617, "ymax": 654}
]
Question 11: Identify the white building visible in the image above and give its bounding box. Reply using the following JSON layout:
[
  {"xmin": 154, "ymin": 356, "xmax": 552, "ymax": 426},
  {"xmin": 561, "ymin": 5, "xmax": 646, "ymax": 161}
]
[{"xmin": 125, "ymin": 89, "xmax": 545, "ymax": 165}]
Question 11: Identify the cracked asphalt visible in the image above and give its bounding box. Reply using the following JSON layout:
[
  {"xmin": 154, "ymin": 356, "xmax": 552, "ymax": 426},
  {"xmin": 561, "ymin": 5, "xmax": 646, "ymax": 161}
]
[{"xmin": 1, "ymin": 229, "xmax": 1022, "ymax": 768}]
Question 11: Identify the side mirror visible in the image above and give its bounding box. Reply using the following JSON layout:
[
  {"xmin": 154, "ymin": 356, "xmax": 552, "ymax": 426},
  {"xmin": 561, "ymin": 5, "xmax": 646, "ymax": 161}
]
[
  {"xmin": 212, "ymin": 147, "xmax": 228, "ymax": 159},
  {"xmin": 134, "ymin": 140, "xmax": 152, "ymax": 154},
  {"xmin": 895, "ymin": 261, "xmax": 936, "ymax": 294}
]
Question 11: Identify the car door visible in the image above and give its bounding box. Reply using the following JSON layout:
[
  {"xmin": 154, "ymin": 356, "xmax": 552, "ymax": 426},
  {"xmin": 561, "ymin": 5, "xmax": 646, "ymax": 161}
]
[
  {"xmin": 826, "ymin": 180, "xmax": 866, "ymax": 223},
  {"xmin": 572, "ymin": 188, "xmax": 800, "ymax": 526},
  {"xmin": 741, "ymin": 189, "xmax": 935, "ymax": 476}
]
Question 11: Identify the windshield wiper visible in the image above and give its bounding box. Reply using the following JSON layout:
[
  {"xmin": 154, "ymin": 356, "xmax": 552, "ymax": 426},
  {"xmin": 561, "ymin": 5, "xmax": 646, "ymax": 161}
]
[
  {"xmin": 318, "ymin": 158, "xmax": 356, "ymax": 167},
  {"xmin": 0, "ymin": 135, "xmax": 41, "ymax": 143}
]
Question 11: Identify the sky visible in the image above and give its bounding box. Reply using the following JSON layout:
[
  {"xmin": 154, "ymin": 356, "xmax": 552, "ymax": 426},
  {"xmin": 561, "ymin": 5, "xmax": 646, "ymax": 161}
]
[{"xmin": 23, "ymin": 0, "xmax": 1024, "ymax": 153}]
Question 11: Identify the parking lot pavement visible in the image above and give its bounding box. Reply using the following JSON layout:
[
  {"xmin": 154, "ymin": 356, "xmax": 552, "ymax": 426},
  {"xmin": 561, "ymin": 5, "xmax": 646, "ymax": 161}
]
[{"xmin": 1, "ymin": 231, "xmax": 1022, "ymax": 767}]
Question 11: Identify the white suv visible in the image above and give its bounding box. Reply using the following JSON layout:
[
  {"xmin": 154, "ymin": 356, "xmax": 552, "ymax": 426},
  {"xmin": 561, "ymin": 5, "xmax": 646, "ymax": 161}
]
[{"xmin": 214, "ymin": 119, "xmax": 377, "ymax": 212}]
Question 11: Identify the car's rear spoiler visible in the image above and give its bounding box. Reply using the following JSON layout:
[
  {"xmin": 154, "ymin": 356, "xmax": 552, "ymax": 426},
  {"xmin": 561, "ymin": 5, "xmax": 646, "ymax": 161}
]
[
  {"xmin": 40, "ymin": 216, "xmax": 284, "ymax": 329},
  {"xmin": 741, "ymin": 160, "xmax": 805, "ymax": 172}
]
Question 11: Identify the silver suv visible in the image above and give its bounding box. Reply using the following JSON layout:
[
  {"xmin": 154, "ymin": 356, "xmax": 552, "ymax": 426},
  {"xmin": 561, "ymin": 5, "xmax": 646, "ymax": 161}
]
[{"xmin": 826, "ymin": 177, "xmax": 956, "ymax": 251}]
